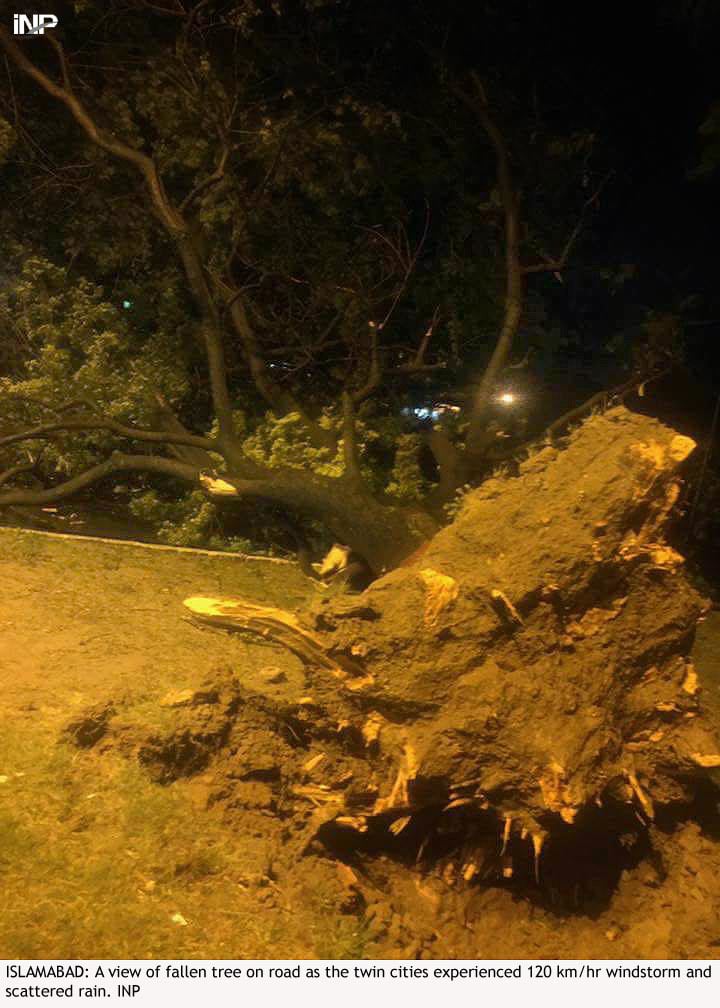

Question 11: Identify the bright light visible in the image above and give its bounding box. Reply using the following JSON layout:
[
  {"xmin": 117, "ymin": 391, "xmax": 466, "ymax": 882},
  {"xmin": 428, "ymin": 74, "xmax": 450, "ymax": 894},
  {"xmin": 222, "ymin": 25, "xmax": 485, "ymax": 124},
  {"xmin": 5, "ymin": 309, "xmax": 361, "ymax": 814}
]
[{"xmin": 498, "ymin": 392, "xmax": 516, "ymax": 405}]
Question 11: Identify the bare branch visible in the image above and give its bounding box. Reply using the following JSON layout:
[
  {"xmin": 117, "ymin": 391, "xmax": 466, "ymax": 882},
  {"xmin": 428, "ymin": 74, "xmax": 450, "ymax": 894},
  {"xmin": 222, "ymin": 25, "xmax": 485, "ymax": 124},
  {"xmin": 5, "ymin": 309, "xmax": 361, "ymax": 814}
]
[
  {"xmin": 219, "ymin": 280, "xmax": 337, "ymax": 449},
  {"xmin": 136, "ymin": 0, "xmax": 188, "ymax": 18},
  {"xmin": 545, "ymin": 368, "xmax": 672, "ymax": 441},
  {"xmin": 179, "ymin": 140, "xmax": 230, "ymax": 213},
  {"xmin": 395, "ymin": 306, "xmax": 443, "ymax": 374},
  {"xmin": 394, "ymin": 361, "xmax": 447, "ymax": 375},
  {"xmin": 365, "ymin": 205, "xmax": 431, "ymax": 336},
  {"xmin": 151, "ymin": 392, "xmax": 218, "ymax": 469},
  {"xmin": 0, "ymin": 28, "xmax": 184, "ymax": 235},
  {"xmin": 522, "ymin": 171, "xmax": 613, "ymax": 277}
]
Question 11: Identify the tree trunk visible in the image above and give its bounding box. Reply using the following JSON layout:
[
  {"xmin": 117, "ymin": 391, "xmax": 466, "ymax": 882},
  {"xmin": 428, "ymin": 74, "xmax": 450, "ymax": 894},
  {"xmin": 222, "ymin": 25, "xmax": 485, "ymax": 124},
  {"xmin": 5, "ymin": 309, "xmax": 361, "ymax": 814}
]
[
  {"xmin": 186, "ymin": 407, "xmax": 720, "ymax": 874},
  {"xmin": 209, "ymin": 466, "xmax": 437, "ymax": 573}
]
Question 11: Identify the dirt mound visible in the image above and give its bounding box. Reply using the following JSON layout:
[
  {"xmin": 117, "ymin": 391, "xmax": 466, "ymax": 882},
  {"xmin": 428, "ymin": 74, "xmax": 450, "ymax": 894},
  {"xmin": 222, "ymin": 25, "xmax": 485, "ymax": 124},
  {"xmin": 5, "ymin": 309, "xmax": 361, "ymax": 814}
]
[
  {"xmin": 62, "ymin": 660, "xmax": 720, "ymax": 957},
  {"xmin": 181, "ymin": 409, "xmax": 720, "ymax": 864}
]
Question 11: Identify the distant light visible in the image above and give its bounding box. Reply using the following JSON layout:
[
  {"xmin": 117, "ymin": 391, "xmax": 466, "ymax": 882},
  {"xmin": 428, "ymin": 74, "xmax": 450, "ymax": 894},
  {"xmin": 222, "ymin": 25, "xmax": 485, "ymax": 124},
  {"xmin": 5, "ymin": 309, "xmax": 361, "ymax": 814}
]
[
  {"xmin": 498, "ymin": 392, "xmax": 516, "ymax": 406},
  {"xmin": 401, "ymin": 406, "xmax": 441, "ymax": 421},
  {"xmin": 122, "ymin": 299, "xmax": 133, "ymax": 310},
  {"xmin": 401, "ymin": 403, "xmax": 461, "ymax": 421}
]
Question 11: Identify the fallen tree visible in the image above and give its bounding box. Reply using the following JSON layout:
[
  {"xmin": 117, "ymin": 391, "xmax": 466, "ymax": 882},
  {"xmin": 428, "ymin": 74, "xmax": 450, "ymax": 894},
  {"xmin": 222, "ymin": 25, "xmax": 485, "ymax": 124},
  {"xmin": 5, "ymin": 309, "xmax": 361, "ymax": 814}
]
[{"xmin": 181, "ymin": 407, "xmax": 720, "ymax": 878}]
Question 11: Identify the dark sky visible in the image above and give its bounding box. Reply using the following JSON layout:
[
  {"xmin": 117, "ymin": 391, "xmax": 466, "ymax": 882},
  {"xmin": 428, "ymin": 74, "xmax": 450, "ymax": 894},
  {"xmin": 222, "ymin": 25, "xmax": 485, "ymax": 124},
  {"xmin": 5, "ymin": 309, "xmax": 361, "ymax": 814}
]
[
  {"xmin": 567, "ymin": 6, "xmax": 715, "ymax": 269},
  {"xmin": 504, "ymin": 1, "xmax": 720, "ymax": 428},
  {"xmin": 483, "ymin": 3, "xmax": 716, "ymax": 274}
]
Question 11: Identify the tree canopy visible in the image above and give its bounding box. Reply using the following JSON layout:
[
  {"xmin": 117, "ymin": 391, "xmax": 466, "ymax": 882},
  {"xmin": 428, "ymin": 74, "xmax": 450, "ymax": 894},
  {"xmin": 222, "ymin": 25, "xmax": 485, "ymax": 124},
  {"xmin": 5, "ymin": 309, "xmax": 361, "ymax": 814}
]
[{"xmin": 0, "ymin": 1, "xmax": 696, "ymax": 564}]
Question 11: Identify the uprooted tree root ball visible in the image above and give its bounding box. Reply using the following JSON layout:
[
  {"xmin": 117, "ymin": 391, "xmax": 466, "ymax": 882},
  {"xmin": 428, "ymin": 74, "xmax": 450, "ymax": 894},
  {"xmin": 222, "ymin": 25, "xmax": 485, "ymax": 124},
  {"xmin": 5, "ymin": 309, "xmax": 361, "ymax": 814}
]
[{"xmin": 67, "ymin": 408, "xmax": 720, "ymax": 909}]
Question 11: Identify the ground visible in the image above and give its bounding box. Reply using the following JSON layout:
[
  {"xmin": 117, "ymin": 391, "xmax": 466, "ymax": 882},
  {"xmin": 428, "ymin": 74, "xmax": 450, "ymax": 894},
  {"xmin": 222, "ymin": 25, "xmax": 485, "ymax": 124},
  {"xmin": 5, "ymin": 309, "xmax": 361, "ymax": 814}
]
[{"xmin": 1, "ymin": 526, "xmax": 719, "ymax": 959}]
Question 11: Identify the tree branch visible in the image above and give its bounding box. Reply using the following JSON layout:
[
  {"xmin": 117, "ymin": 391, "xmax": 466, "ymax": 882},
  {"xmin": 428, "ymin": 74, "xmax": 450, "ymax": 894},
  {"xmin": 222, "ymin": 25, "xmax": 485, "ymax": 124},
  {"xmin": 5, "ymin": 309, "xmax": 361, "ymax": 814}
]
[
  {"xmin": 376, "ymin": 204, "xmax": 431, "ymax": 334},
  {"xmin": 136, "ymin": 1, "xmax": 188, "ymax": 19},
  {"xmin": 0, "ymin": 462, "xmax": 35, "ymax": 490},
  {"xmin": 221, "ymin": 282, "xmax": 337, "ymax": 449},
  {"xmin": 0, "ymin": 28, "xmax": 184, "ymax": 236},
  {"xmin": 426, "ymin": 429, "xmax": 465, "ymax": 511},
  {"xmin": 341, "ymin": 392, "xmax": 364, "ymax": 487},
  {"xmin": 0, "ymin": 453, "xmax": 200, "ymax": 508},
  {"xmin": 351, "ymin": 321, "xmax": 382, "ymax": 405},
  {"xmin": 0, "ymin": 415, "xmax": 217, "ymax": 453},
  {"xmin": 522, "ymin": 171, "xmax": 613, "ymax": 277},
  {"xmin": 394, "ymin": 307, "xmax": 443, "ymax": 374},
  {"xmin": 453, "ymin": 73, "xmax": 524, "ymax": 463},
  {"xmin": 179, "ymin": 140, "xmax": 230, "ymax": 213},
  {"xmin": 0, "ymin": 27, "xmax": 236, "ymax": 442},
  {"xmin": 545, "ymin": 368, "xmax": 672, "ymax": 441},
  {"xmin": 151, "ymin": 392, "xmax": 218, "ymax": 468}
]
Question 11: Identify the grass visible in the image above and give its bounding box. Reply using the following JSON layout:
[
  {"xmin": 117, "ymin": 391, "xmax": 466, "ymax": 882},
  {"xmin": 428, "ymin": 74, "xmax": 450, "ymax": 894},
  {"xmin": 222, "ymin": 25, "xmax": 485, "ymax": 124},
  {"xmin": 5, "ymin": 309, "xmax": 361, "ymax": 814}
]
[
  {"xmin": 0, "ymin": 723, "xmax": 375, "ymax": 957},
  {"xmin": 0, "ymin": 528, "xmax": 355, "ymax": 959},
  {"xmin": 0, "ymin": 719, "xmax": 346, "ymax": 958}
]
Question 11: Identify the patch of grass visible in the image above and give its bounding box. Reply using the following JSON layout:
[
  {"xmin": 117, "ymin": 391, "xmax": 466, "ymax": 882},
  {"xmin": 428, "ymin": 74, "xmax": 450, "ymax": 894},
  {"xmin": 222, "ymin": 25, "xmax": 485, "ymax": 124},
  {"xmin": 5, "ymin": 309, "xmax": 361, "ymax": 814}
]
[
  {"xmin": 0, "ymin": 529, "xmax": 363, "ymax": 959},
  {"xmin": 0, "ymin": 723, "xmax": 281, "ymax": 958},
  {"xmin": 311, "ymin": 918, "xmax": 372, "ymax": 960}
]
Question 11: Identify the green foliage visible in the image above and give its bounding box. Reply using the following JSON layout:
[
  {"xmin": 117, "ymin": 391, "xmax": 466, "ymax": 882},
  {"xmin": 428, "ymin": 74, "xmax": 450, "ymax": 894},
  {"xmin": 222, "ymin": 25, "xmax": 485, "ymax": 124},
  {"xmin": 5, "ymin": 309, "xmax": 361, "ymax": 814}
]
[
  {"xmin": 127, "ymin": 488, "xmax": 255, "ymax": 553},
  {"xmin": 243, "ymin": 411, "xmax": 349, "ymax": 478},
  {"xmin": 209, "ymin": 408, "xmax": 427, "ymax": 503},
  {"xmin": 0, "ymin": 251, "xmax": 190, "ymax": 475},
  {"xmin": 0, "ymin": 0, "xmax": 629, "ymax": 556},
  {"xmin": 385, "ymin": 434, "xmax": 429, "ymax": 503},
  {"xmin": 125, "ymin": 406, "xmax": 428, "ymax": 552}
]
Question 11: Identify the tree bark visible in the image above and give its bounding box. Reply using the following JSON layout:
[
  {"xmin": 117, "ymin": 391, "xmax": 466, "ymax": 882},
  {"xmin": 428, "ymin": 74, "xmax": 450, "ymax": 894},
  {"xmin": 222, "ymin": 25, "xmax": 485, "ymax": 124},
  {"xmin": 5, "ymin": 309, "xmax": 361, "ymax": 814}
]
[{"xmin": 205, "ymin": 467, "xmax": 436, "ymax": 573}]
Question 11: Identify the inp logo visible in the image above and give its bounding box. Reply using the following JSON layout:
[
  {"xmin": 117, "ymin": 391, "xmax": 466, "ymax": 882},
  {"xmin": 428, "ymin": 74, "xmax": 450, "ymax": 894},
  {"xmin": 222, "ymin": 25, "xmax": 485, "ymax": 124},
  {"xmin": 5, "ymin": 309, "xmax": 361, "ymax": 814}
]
[{"xmin": 13, "ymin": 14, "xmax": 59, "ymax": 35}]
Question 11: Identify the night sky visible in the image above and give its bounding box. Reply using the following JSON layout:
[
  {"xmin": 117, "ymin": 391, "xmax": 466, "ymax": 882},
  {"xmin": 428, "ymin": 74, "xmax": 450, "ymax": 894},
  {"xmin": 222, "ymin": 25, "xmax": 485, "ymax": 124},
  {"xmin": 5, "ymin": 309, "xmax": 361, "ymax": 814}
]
[
  {"xmin": 500, "ymin": 1, "xmax": 720, "ymax": 431},
  {"xmin": 560, "ymin": 4, "xmax": 717, "ymax": 280}
]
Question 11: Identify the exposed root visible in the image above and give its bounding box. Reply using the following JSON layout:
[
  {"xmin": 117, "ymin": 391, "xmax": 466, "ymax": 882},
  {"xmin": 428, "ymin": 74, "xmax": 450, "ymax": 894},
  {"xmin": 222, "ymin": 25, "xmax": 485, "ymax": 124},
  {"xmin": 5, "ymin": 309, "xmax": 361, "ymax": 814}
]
[
  {"xmin": 625, "ymin": 770, "xmax": 655, "ymax": 821},
  {"xmin": 532, "ymin": 832, "xmax": 546, "ymax": 884},
  {"xmin": 501, "ymin": 816, "xmax": 512, "ymax": 855},
  {"xmin": 418, "ymin": 569, "xmax": 459, "ymax": 627},
  {"xmin": 183, "ymin": 595, "xmax": 372, "ymax": 689}
]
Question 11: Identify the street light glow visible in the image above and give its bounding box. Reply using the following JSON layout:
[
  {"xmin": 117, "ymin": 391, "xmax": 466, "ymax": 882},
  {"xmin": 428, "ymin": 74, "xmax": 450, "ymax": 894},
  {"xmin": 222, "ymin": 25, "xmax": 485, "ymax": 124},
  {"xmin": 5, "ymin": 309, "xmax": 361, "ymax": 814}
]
[{"xmin": 498, "ymin": 392, "xmax": 516, "ymax": 405}]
